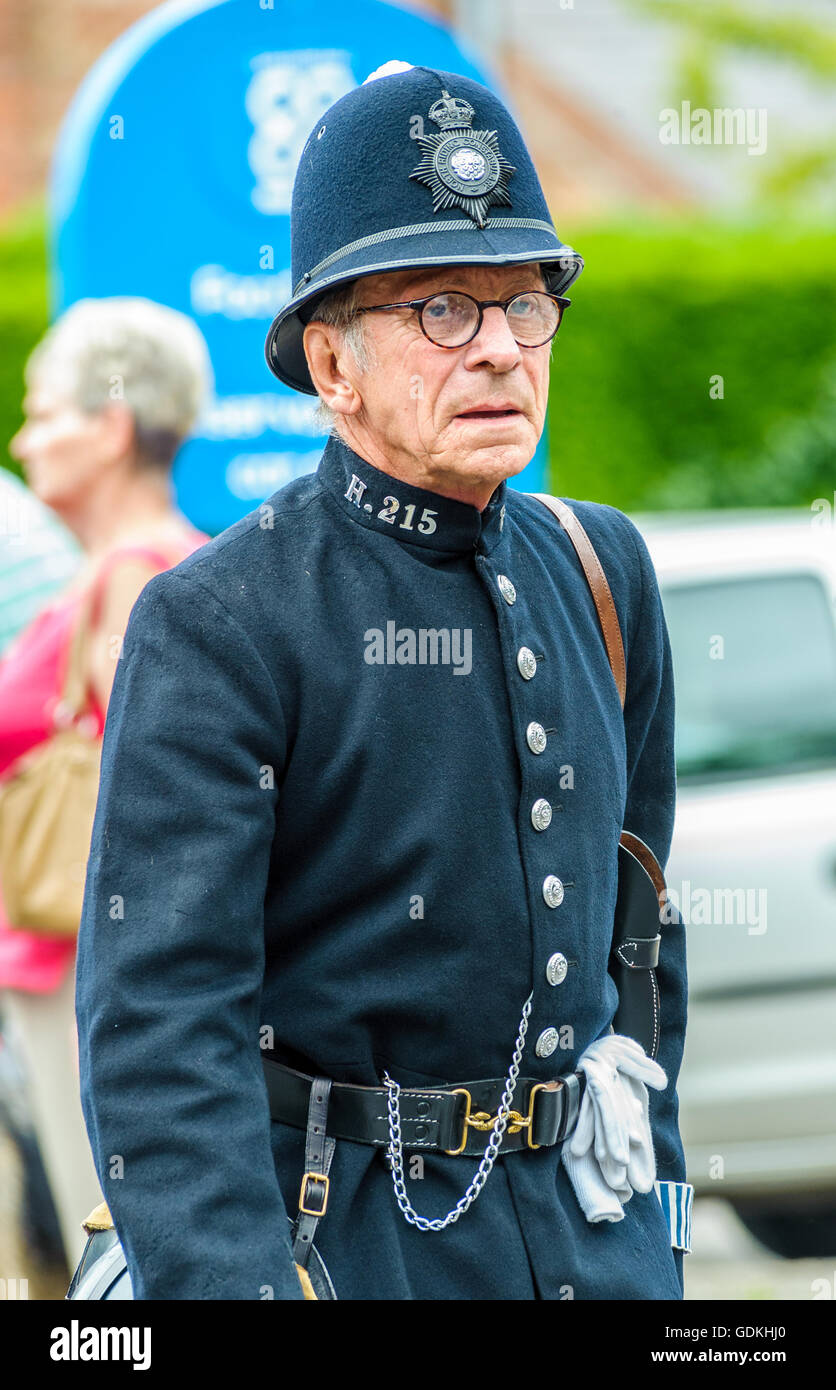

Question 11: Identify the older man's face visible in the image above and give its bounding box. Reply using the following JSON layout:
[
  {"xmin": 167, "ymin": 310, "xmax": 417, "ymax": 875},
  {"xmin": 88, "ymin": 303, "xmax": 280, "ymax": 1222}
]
[{"xmin": 307, "ymin": 261, "xmax": 554, "ymax": 509}]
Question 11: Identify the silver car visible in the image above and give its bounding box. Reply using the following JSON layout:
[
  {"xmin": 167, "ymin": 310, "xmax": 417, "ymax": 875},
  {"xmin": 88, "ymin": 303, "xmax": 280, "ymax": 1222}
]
[{"xmin": 637, "ymin": 508, "xmax": 836, "ymax": 1258}]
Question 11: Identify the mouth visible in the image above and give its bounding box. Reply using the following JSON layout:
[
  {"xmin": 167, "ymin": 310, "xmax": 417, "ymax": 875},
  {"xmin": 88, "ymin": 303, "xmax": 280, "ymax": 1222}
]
[{"xmin": 454, "ymin": 408, "xmax": 523, "ymax": 421}]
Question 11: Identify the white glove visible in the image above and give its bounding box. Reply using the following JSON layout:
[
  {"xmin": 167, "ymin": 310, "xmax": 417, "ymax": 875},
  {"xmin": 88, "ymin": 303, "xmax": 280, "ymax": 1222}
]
[
  {"xmin": 561, "ymin": 1148, "xmax": 626, "ymax": 1222},
  {"xmin": 561, "ymin": 1033, "xmax": 668, "ymax": 1224}
]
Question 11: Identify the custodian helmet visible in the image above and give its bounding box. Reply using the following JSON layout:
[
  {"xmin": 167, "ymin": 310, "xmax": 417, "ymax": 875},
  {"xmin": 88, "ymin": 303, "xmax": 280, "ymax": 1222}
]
[{"xmin": 264, "ymin": 61, "xmax": 583, "ymax": 394}]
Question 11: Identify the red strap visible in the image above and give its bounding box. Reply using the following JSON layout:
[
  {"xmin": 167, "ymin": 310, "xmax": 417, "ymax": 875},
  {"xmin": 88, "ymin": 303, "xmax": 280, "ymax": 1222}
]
[
  {"xmin": 56, "ymin": 546, "xmax": 186, "ymax": 727},
  {"xmin": 87, "ymin": 546, "xmax": 180, "ymax": 629}
]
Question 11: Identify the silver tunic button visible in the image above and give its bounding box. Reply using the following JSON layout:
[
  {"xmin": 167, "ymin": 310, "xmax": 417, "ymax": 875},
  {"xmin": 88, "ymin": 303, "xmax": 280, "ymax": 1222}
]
[
  {"xmin": 526, "ymin": 721, "xmax": 547, "ymax": 755},
  {"xmin": 546, "ymin": 952, "xmax": 568, "ymax": 986},
  {"xmin": 517, "ymin": 646, "xmax": 537, "ymax": 680},
  {"xmin": 497, "ymin": 574, "xmax": 516, "ymax": 605},
  {"xmin": 542, "ymin": 875, "xmax": 565, "ymax": 908},
  {"xmin": 531, "ymin": 798, "xmax": 552, "ymax": 832},
  {"xmin": 535, "ymin": 1027, "xmax": 560, "ymax": 1058}
]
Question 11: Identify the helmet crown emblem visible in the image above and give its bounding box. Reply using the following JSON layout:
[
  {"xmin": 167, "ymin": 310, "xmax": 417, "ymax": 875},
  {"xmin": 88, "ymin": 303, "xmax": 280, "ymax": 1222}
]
[{"xmin": 409, "ymin": 87, "xmax": 516, "ymax": 229}]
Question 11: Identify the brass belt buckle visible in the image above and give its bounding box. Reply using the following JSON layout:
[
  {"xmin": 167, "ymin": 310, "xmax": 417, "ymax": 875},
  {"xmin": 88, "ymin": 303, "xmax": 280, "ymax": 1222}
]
[
  {"xmin": 445, "ymin": 1082, "xmax": 559, "ymax": 1154},
  {"xmin": 468, "ymin": 1109, "xmax": 531, "ymax": 1134}
]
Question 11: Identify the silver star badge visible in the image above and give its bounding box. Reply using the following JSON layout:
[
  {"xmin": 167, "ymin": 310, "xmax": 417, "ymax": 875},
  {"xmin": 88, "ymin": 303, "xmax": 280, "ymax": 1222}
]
[{"xmin": 409, "ymin": 89, "xmax": 516, "ymax": 228}]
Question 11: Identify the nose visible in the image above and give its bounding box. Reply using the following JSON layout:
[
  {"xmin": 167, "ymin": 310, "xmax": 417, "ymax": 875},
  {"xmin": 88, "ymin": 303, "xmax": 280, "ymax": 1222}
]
[
  {"xmin": 8, "ymin": 423, "xmax": 28, "ymax": 461},
  {"xmin": 464, "ymin": 304, "xmax": 522, "ymax": 370}
]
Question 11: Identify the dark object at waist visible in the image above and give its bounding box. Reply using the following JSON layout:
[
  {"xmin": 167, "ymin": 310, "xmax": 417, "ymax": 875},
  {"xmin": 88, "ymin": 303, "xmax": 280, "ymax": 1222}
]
[{"xmin": 261, "ymin": 1055, "xmax": 586, "ymax": 1157}]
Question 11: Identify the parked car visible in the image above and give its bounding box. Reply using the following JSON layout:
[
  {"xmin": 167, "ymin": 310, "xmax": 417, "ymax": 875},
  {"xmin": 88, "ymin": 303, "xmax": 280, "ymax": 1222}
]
[{"xmin": 635, "ymin": 507, "xmax": 836, "ymax": 1258}]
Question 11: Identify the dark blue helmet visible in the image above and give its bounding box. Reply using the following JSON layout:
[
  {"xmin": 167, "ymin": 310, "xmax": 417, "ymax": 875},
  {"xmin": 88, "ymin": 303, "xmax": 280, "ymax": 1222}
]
[{"xmin": 265, "ymin": 61, "xmax": 584, "ymax": 394}]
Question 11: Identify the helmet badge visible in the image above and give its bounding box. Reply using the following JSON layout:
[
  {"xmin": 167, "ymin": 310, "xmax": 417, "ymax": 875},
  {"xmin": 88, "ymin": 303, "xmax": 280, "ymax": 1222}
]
[{"xmin": 409, "ymin": 88, "xmax": 516, "ymax": 228}]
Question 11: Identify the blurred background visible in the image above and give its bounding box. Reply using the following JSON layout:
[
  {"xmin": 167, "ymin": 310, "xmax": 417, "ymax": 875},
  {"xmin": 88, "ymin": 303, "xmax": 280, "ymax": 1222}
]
[{"xmin": 0, "ymin": 0, "xmax": 834, "ymax": 1301}]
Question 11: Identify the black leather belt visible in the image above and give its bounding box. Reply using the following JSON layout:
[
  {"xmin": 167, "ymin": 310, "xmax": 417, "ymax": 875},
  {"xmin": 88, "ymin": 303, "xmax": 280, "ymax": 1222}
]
[{"xmin": 262, "ymin": 1055, "xmax": 586, "ymax": 1158}]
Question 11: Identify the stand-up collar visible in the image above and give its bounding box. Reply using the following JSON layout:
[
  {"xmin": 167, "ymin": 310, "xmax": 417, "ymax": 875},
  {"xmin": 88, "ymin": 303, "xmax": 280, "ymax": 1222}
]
[{"xmin": 317, "ymin": 432, "xmax": 508, "ymax": 556}]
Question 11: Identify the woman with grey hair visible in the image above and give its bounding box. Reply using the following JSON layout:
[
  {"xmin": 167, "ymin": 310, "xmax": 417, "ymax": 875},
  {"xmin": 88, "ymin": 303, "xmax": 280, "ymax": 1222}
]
[{"xmin": 0, "ymin": 297, "xmax": 212, "ymax": 1272}]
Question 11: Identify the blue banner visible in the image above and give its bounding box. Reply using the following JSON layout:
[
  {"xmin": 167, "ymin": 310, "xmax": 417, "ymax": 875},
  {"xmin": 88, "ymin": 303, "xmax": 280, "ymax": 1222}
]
[{"xmin": 51, "ymin": 0, "xmax": 548, "ymax": 535}]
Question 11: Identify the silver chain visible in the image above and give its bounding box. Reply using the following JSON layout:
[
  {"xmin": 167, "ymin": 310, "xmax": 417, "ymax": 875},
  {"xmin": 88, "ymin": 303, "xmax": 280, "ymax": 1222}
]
[{"xmin": 382, "ymin": 991, "xmax": 534, "ymax": 1231}]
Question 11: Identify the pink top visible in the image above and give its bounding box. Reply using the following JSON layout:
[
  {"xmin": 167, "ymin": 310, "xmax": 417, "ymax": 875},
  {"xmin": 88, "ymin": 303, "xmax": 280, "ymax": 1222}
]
[{"xmin": 0, "ymin": 530, "xmax": 209, "ymax": 992}]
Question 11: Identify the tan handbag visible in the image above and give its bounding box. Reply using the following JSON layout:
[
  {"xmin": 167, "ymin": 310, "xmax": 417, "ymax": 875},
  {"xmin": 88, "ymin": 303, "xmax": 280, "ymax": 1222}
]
[{"xmin": 0, "ymin": 581, "xmax": 103, "ymax": 936}]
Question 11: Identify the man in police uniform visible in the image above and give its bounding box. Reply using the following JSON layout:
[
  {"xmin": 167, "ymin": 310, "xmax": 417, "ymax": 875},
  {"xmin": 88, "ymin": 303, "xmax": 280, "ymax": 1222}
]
[{"xmin": 75, "ymin": 62, "xmax": 692, "ymax": 1300}]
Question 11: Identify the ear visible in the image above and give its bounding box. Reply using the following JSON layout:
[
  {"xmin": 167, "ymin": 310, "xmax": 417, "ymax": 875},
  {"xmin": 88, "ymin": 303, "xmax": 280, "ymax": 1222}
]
[
  {"xmin": 303, "ymin": 321, "xmax": 362, "ymax": 417},
  {"xmin": 95, "ymin": 401, "xmax": 138, "ymax": 463}
]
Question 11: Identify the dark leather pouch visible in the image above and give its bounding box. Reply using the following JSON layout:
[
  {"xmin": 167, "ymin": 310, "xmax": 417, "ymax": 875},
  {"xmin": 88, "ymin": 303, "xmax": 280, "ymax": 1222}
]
[
  {"xmin": 611, "ymin": 830, "xmax": 667, "ymax": 1059},
  {"xmin": 65, "ymin": 1208, "xmax": 337, "ymax": 1300}
]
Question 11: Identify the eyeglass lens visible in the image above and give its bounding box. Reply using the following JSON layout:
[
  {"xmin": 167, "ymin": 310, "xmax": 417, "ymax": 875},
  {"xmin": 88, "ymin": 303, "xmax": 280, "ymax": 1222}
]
[{"xmin": 420, "ymin": 292, "xmax": 560, "ymax": 347}]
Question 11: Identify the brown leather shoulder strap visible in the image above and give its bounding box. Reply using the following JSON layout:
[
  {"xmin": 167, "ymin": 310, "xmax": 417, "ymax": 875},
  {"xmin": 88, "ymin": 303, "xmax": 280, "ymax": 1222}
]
[
  {"xmin": 529, "ymin": 493, "xmax": 627, "ymax": 709},
  {"xmin": 619, "ymin": 829, "xmax": 667, "ymax": 906}
]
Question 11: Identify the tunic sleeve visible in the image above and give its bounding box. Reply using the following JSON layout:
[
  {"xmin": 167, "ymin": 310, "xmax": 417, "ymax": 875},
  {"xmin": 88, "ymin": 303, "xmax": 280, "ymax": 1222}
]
[
  {"xmin": 75, "ymin": 566, "xmax": 303, "ymax": 1299},
  {"xmin": 619, "ymin": 513, "xmax": 691, "ymax": 1284}
]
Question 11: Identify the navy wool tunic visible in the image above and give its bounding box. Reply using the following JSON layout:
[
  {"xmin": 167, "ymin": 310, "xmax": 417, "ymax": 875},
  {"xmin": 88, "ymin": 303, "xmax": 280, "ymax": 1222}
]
[{"xmin": 75, "ymin": 431, "xmax": 688, "ymax": 1300}]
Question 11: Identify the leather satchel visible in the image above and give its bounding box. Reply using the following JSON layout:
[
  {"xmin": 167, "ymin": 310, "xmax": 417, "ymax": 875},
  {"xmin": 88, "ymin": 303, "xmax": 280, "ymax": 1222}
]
[
  {"xmin": 531, "ymin": 494, "xmax": 668, "ymax": 1059},
  {"xmin": 0, "ymin": 581, "xmax": 102, "ymax": 937},
  {"xmin": 65, "ymin": 1201, "xmax": 336, "ymax": 1301}
]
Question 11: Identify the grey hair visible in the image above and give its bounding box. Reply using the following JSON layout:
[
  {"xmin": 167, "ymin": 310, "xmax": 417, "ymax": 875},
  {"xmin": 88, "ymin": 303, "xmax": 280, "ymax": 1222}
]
[
  {"xmin": 305, "ymin": 279, "xmax": 379, "ymax": 435},
  {"xmin": 25, "ymin": 297, "xmax": 214, "ymax": 471}
]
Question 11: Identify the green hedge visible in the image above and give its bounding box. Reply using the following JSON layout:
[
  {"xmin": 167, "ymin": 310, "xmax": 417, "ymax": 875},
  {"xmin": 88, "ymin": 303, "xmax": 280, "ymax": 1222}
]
[
  {"xmin": 547, "ymin": 218, "xmax": 836, "ymax": 509},
  {"xmin": 1, "ymin": 206, "xmax": 833, "ymax": 512},
  {"xmin": 0, "ymin": 204, "xmax": 49, "ymax": 482}
]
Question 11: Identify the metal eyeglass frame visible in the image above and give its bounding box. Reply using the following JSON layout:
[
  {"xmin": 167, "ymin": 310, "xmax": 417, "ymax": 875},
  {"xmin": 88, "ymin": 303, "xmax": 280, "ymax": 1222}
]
[{"xmin": 353, "ymin": 290, "xmax": 571, "ymax": 348}]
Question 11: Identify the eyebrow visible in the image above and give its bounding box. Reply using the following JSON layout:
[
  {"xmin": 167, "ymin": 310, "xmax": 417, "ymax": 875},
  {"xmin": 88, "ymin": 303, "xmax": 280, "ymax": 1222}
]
[{"xmin": 397, "ymin": 274, "xmax": 546, "ymax": 299}]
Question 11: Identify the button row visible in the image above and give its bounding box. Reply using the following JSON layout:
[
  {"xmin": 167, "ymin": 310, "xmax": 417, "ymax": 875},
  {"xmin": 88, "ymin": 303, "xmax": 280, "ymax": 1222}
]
[
  {"xmin": 501, "ymin": 576, "xmax": 569, "ymax": 1061},
  {"xmin": 500, "ymin": 575, "xmax": 567, "ymax": 1050},
  {"xmin": 517, "ymin": 654, "xmax": 549, "ymax": 824}
]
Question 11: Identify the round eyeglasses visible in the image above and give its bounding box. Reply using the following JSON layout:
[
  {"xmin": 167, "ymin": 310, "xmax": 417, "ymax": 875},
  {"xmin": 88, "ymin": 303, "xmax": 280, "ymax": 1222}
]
[{"xmin": 354, "ymin": 290, "xmax": 570, "ymax": 348}]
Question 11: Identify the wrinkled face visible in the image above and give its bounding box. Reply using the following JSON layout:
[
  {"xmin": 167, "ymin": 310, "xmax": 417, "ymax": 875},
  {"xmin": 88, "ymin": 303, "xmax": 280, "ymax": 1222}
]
[
  {"xmin": 9, "ymin": 371, "xmax": 126, "ymax": 510},
  {"xmin": 306, "ymin": 260, "xmax": 555, "ymax": 507}
]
